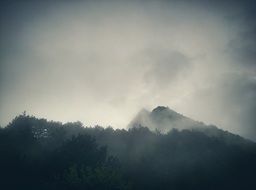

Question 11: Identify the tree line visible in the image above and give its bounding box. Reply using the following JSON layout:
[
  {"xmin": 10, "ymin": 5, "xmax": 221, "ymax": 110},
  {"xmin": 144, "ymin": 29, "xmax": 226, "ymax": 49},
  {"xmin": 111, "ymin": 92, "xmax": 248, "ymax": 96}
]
[{"xmin": 0, "ymin": 114, "xmax": 255, "ymax": 190}]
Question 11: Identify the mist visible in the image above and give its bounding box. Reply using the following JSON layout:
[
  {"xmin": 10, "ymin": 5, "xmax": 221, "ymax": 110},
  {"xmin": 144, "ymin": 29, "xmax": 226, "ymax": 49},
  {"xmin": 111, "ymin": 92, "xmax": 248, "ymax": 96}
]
[{"xmin": 1, "ymin": 0, "xmax": 256, "ymax": 140}]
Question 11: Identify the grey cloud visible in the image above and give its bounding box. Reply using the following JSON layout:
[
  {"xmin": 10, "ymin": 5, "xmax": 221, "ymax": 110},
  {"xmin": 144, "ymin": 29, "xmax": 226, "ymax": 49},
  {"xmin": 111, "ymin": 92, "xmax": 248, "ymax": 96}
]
[
  {"xmin": 228, "ymin": 29, "xmax": 256, "ymax": 69},
  {"xmin": 0, "ymin": 0, "xmax": 256, "ymax": 141},
  {"xmin": 142, "ymin": 49, "xmax": 191, "ymax": 88},
  {"xmin": 186, "ymin": 73, "xmax": 256, "ymax": 140},
  {"xmin": 220, "ymin": 74, "xmax": 256, "ymax": 140}
]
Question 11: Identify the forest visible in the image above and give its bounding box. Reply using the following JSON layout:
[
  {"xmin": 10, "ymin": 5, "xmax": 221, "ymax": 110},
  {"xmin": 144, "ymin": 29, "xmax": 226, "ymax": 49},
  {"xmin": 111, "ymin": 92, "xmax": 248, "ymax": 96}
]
[{"xmin": 0, "ymin": 113, "xmax": 256, "ymax": 190}]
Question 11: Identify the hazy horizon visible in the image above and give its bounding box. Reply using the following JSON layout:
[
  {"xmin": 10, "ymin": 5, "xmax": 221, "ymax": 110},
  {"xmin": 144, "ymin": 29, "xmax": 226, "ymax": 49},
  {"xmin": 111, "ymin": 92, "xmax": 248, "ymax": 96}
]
[{"xmin": 1, "ymin": 0, "xmax": 256, "ymax": 140}]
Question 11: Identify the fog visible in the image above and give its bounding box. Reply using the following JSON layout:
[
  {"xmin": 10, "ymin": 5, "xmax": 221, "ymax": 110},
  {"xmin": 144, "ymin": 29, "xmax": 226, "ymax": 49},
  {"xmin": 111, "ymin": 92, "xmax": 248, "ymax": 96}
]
[{"xmin": 0, "ymin": 0, "xmax": 256, "ymax": 140}]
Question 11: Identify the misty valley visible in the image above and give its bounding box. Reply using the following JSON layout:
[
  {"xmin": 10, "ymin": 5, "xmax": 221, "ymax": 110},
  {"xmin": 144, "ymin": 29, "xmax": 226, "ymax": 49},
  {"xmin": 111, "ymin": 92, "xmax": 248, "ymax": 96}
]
[{"xmin": 0, "ymin": 106, "xmax": 255, "ymax": 190}]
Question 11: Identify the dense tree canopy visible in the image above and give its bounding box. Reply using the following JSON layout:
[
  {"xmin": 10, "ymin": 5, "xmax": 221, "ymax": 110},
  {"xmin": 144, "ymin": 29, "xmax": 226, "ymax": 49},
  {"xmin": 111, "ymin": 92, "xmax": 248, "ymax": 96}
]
[{"xmin": 0, "ymin": 114, "xmax": 255, "ymax": 190}]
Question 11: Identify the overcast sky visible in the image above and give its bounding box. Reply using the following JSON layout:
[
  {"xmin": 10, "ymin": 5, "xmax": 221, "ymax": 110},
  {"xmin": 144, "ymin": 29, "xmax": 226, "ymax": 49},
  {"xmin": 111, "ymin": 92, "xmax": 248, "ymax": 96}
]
[{"xmin": 1, "ymin": 0, "xmax": 256, "ymax": 140}]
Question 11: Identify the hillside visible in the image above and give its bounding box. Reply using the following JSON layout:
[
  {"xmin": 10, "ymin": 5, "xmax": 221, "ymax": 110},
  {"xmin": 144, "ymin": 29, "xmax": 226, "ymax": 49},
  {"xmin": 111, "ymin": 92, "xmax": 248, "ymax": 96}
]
[
  {"xmin": 129, "ymin": 106, "xmax": 249, "ymax": 145},
  {"xmin": 129, "ymin": 106, "xmax": 205, "ymax": 131},
  {"xmin": 0, "ymin": 113, "xmax": 255, "ymax": 190}
]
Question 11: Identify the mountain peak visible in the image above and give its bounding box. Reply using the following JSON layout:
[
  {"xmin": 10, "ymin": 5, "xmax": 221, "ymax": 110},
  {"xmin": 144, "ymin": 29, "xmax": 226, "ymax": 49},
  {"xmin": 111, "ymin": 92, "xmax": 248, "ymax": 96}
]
[
  {"xmin": 151, "ymin": 106, "xmax": 182, "ymax": 118},
  {"xmin": 152, "ymin": 106, "xmax": 171, "ymax": 113},
  {"xmin": 129, "ymin": 106, "xmax": 203, "ymax": 132}
]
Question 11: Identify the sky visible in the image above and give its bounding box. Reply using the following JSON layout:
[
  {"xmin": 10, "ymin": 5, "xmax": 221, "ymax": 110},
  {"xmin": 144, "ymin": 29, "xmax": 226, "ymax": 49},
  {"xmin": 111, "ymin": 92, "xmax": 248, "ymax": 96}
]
[{"xmin": 0, "ymin": 0, "xmax": 256, "ymax": 140}]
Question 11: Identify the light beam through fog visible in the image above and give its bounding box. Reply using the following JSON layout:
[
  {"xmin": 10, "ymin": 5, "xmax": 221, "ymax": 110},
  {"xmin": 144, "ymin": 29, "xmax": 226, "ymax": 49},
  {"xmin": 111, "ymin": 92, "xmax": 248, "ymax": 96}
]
[{"xmin": 0, "ymin": 0, "xmax": 256, "ymax": 140}]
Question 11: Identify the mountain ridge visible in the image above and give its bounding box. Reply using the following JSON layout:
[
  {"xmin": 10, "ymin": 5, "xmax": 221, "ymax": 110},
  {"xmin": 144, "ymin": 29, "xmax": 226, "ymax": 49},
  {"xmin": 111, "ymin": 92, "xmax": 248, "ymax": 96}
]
[
  {"xmin": 129, "ymin": 106, "xmax": 205, "ymax": 132},
  {"xmin": 128, "ymin": 106, "xmax": 253, "ymax": 145}
]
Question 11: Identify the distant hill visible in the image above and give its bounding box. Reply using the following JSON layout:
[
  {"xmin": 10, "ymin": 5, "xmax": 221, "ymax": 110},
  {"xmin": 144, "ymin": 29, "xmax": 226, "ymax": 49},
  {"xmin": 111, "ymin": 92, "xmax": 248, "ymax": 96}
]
[
  {"xmin": 129, "ymin": 106, "xmax": 250, "ymax": 145},
  {"xmin": 129, "ymin": 106, "xmax": 204, "ymax": 131}
]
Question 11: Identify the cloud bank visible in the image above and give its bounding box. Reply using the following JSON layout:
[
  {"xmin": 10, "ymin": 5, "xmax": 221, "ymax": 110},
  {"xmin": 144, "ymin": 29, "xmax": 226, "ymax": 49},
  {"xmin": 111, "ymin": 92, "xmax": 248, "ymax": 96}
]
[{"xmin": 0, "ymin": 0, "xmax": 255, "ymax": 140}]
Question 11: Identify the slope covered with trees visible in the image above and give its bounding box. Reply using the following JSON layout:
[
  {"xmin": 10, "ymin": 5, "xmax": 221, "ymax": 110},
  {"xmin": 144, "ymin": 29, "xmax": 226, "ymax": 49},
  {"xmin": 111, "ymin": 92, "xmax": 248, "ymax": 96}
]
[{"xmin": 0, "ymin": 113, "xmax": 255, "ymax": 190}]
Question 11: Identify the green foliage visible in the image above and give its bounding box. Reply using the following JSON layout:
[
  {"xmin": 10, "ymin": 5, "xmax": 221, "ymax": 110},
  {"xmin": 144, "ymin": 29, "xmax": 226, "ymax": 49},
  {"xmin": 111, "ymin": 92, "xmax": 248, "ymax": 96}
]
[
  {"xmin": 0, "ymin": 114, "xmax": 255, "ymax": 190},
  {"xmin": 62, "ymin": 165, "xmax": 130, "ymax": 190}
]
